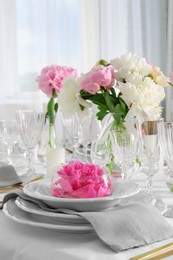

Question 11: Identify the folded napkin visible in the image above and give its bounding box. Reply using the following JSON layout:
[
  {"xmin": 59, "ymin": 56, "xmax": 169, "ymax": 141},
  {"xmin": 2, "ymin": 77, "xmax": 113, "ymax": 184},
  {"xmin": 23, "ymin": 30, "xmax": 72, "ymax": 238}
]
[
  {"xmin": 2, "ymin": 191, "xmax": 173, "ymax": 252},
  {"xmin": 78, "ymin": 204, "xmax": 173, "ymax": 252},
  {"xmin": 0, "ymin": 165, "xmax": 22, "ymax": 188}
]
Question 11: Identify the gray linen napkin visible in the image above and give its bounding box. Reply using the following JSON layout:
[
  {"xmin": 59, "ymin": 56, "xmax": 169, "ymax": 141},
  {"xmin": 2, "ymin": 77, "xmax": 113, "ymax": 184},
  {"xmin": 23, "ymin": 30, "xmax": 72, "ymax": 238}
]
[
  {"xmin": 78, "ymin": 204, "xmax": 173, "ymax": 252},
  {"xmin": 0, "ymin": 165, "xmax": 22, "ymax": 187},
  {"xmin": 2, "ymin": 191, "xmax": 173, "ymax": 252}
]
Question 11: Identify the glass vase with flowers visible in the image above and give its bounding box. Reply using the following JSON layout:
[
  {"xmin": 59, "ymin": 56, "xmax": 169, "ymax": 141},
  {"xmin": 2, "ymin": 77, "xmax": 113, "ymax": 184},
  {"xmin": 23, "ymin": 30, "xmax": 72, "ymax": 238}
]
[{"xmin": 37, "ymin": 64, "xmax": 77, "ymax": 177}]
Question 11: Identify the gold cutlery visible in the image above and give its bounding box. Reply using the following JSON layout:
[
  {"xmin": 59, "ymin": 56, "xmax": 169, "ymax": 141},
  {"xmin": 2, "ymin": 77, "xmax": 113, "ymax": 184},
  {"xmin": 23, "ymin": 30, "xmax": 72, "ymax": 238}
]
[
  {"xmin": 0, "ymin": 175, "xmax": 44, "ymax": 193},
  {"xmin": 130, "ymin": 242, "xmax": 173, "ymax": 260},
  {"xmin": 0, "ymin": 185, "xmax": 23, "ymax": 193}
]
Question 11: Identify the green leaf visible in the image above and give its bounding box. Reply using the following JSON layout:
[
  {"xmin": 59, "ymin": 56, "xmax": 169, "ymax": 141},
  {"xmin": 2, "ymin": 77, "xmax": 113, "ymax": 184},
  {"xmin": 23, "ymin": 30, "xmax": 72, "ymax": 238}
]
[
  {"xmin": 97, "ymin": 104, "xmax": 108, "ymax": 112},
  {"xmin": 54, "ymin": 103, "xmax": 58, "ymax": 113},
  {"xmin": 110, "ymin": 87, "xmax": 116, "ymax": 97},
  {"xmin": 114, "ymin": 104, "xmax": 123, "ymax": 113},
  {"xmin": 105, "ymin": 94, "xmax": 116, "ymax": 113},
  {"xmin": 168, "ymin": 82, "xmax": 173, "ymax": 87},
  {"xmin": 79, "ymin": 104, "xmax": 85, "ymax": 111},
  {"xmin": 89, "ymin": 94, "xmax": 106, "ymax": 106},
  {"xmin": 111, "ymin": 104, "xmax": 124, "ymax": 124},
  {"xmin": 119, "ymin": 97, "xmax": 127, "ymax": 112},
  {"xmin": 96, "ymin": 110, "xmax": 108, "ymax": 121},
  {"xmin": 80, "ymin": 90, "xmax": 94, "ymax": 99},
  {"xmin": 47, "ymin": 97, "xmax": 55, "ymax": 126},
  {"xmin": 98, "ymin": 59, "xmax": 110, "ymax": 66}
]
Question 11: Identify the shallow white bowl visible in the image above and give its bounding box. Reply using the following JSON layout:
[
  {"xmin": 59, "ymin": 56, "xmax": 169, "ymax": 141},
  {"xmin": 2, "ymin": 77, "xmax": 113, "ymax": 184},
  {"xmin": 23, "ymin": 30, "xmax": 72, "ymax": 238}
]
[{"xmin": 23, "ymin": 179, "xmax": 141, "ymax": 212}]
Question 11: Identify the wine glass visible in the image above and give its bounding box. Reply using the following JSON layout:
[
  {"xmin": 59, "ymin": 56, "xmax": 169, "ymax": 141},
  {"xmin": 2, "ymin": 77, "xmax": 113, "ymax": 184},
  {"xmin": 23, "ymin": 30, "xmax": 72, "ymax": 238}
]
[
  {"xmin": 158, "ymin": 122, "xmax": 173, "ymax": 191},
  {"xmin": 62, "ymin": 112, "xmax": 81, "ymax": 160},
  {"xmin": 90, "ymin": 119, "xmax": 112, "ymax": 169},
  {"xmin": 78, "ymin": 109, "xmax": 102, "ymax": 161},
  {"xmin": 90, "ymin": 138, "xmax": 112, "ymax": 169},
  {"xmin": 16, "ymin": 110, "xmax": 45, "ymax": 175},
  {"xmin": 111, "ymin": 127, "xmax": 140, "ymax": 179},
  {"xmin": 0, "ymin": 120, "xmax": 18, "ymax": 165},
  {"xmin": 140, "ymin": 118, "xmax": 162, "ymax": 193}
]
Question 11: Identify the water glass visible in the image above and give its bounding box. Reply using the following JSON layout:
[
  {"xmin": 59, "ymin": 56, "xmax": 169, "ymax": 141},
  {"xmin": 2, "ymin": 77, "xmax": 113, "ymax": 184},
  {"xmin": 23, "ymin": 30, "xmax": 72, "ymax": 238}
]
[
  {"xmin": 16, "ymin": 110, "xmax": 45, "ymax": 175},
  {"xmin": 0, "ymin": 120, "xmax": 18, "ymax": 164},
  {"xmin": 140, "ymin": 118, "xmax": 162, "ymax": 193},
  {"xmin": 158, "ymin": 122, "xmax": 173, "ymax": 191},
  {"xmin": 62, "ymin": 112, "xmax": 81, "ymax": 159},
  {"xmin": 111, "ymin": 127, "xmax": 140, "ymax": 179}
]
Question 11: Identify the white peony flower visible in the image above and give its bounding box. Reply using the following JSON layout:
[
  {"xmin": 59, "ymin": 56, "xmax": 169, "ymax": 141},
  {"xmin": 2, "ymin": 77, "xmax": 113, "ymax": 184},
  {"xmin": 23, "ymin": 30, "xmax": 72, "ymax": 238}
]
[
  {"xmin": 111, "ymin": 53, "xmax": 151, "ymax": 82},
  {"xmin": 58, "ymin": 76, "xmax": 91, "ymax": 119},
  {"xmin": 117, "ymin": 77, "xmax": 165, "ymax": 118}
]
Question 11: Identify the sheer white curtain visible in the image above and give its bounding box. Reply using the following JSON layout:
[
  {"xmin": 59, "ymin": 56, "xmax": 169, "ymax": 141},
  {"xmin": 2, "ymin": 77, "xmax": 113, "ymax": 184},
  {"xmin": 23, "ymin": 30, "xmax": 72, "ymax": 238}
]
[
  {"xmin": 166, "ymin": 0, "xmax": 173, "ymax": 120},
  {"xmin": 0, "ymin": 0, "xmax": 19, "ymax": 117},
  {"xmin": 98, "ymin": 0, "xmax": 167, "ymax": 70},
  {"xmin": 0, "ymin": 0, "xmax": 170, "ymax": 119}
]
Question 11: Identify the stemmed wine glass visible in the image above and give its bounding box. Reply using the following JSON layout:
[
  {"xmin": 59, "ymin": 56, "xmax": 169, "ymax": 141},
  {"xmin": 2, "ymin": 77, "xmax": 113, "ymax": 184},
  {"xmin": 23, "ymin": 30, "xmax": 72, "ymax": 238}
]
[
  {"xmin": 140, "ymin": 118, "xmax": 162, "ymax": 193},
  {"xmin": 0, "ymin": 120, "xmax": 18, "ymax": 165},
  {"xmin": 78, "ymin": 108, "xmax": 102, "ymax": 162},
  {"xmin": 62, "ymin": 112, "xmax": 81, "ymax": 160},
  {"xmin": 16, "ymin": 110, "xmax": 45, "ymax": 175},
  {"xmin": 158, "ymin": 122, "xmax": 173, "ymax": 190},
  {"xmin": 90, "ymin": 137, "xmax": 112, "ymax": 169},
  {"xmin": 111, "ymin": 126, "xmax": 140, "ymax": 179}
]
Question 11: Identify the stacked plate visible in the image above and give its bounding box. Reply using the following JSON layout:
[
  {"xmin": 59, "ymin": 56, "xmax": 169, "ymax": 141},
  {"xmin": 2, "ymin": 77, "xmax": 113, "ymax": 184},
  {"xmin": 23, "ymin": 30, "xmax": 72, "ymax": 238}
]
[{"xmin": 2, "ymin": 179, "xmax": 141, "ymax": 233}]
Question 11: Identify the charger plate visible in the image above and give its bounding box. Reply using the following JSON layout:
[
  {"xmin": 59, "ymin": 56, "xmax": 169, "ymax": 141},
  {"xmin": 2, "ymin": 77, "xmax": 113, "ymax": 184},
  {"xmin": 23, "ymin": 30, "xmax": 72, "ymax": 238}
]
[
  {"xmin": 3, "ymin": 199, "xmax": 93, "ymax": 233},
  {"xmin": 15, "ymin": 197, "xmax": 88, "ymax": 224},
  {"xmin": 23, "ymin": 179, "xmax": 141, "ymax": 211}
]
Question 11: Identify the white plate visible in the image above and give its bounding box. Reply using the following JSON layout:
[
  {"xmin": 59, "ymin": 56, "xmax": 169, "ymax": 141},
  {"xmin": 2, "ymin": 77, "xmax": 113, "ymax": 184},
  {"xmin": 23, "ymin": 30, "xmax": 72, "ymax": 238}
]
[
  {"xmin": 23, "ymin": 179, "xmax": 141, "ymax": 211},
  {"xmin": 3, "ymin": 199, "xmax": 93, "ymax": 233},
  {"xmin": 15, "ymin": 197, "xmax": 88, "ymax": 224}
]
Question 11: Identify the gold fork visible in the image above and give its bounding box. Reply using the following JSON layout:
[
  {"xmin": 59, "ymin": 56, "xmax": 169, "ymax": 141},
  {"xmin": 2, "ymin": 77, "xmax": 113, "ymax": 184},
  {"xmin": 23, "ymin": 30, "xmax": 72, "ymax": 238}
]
[{"xmin": 130, "ymin": 243, "xmax": 173, "ymax": 260}]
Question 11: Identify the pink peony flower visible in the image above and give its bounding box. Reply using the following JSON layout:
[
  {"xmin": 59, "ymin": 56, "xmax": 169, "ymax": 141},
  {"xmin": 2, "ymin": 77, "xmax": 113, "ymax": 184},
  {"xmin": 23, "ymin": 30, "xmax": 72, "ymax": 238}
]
[
  {"xmin": 169, "ymin": 72, "xmax": 173, "ymax": 83},
  {"xmin": 51, "ymin": 161, "xmax": 113, "ymax": 198},
  {"xmin": 150, "ymin": 65, "xmax": 167, "ymax": 86},
  {"xmin": 80, "ymin": 65, "xmax": 115, "ymax": 94},
  {"xmin": 37, "ymin": 65, "xmax": 78, "ymax": 97}
]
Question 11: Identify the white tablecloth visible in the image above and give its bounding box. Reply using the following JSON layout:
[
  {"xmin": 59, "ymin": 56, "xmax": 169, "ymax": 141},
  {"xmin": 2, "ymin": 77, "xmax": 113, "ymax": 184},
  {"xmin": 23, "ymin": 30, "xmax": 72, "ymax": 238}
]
[{"xmin": 0, "ymin": 172, "xmax": 173, "ymax": 260}]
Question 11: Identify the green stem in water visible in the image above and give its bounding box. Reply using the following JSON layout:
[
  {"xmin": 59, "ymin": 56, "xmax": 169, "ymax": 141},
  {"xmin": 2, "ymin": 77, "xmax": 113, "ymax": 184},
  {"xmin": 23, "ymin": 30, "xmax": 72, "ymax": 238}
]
[
  {"xmin": 109, "ymin": 154, "xmax": 114, "ymax": 175},
  {"xmin": 47, "ymin": 89, "xmax": 58, "ymax": 148},
  {"xmin": 48, "ymin": 123, "xmax": 52, "ymax": 148}
]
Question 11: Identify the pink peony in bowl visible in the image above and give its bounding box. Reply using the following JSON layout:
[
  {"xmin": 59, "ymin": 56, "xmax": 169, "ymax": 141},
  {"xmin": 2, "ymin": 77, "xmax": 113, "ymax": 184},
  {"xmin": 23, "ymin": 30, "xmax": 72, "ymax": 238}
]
[{"xmin": 51, "ymin": 161, "xmax": 113, "ymax": 199}]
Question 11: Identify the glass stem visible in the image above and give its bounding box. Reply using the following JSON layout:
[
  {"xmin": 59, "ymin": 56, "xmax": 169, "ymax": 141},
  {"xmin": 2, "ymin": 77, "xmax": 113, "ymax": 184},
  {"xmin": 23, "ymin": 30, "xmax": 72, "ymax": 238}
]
[
  {"xmin": 48, "ymin": 123, "xmax": 52, "ymax": 148},
  {"xmin": 147, "ymin": 175, "xmax": 153, "ymax": 194},
  {"xmin": 83, "ymin": 144, "xmax": 89, "ymax": 162},
  {"xmin": 7, "ymin": 147, "xmax": 13, "ymax": 165},
  {"xmin": 72, "ymin": 137, "xmax": 78, "ymax": 160},
  {"xmin": 27, "ymin": 148, "xmax": 35, "ymax": 174}
]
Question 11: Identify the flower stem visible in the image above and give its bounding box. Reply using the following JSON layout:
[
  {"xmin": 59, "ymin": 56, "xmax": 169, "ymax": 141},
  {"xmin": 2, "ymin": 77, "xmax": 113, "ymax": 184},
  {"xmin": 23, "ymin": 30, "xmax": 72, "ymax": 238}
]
[{"xmin": 48, "ymin": 123, "xmax": 52, "ymax": 148}]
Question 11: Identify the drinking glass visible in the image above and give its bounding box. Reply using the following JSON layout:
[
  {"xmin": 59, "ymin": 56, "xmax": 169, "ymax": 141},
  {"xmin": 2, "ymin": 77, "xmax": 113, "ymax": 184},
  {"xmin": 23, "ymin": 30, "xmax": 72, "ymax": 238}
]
[
  {"xmin": 0, "ymin": 120, "xmax": 18, "ymax": 164},
  {"xmin": 158, "ymin": 122, "xmax": 173, "ymax": 191},
  {"xmin": 16, "ymin": 110, "xmax": 45, "ymax": 175},
  {"xmin": 62, "ymin": 112, "xmax": 81, "ymax": 160},
  {"xmin": 140, "ymin": 118, "xmax": 162, "ymax": 193},
  {"xmin": 78, "ymin": 109, "xmax": 102, "ymax": 161},
  {"xmin": 111, "ymin": 127, "xmax": 140, "ymax": 179}
]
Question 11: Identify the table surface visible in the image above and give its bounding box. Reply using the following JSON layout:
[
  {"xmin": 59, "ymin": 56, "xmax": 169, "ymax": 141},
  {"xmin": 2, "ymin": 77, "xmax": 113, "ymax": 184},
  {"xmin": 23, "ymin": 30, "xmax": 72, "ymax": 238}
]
[{"xmin": 1, "ymin": 171, "xmax": 173, "ymax": 260}]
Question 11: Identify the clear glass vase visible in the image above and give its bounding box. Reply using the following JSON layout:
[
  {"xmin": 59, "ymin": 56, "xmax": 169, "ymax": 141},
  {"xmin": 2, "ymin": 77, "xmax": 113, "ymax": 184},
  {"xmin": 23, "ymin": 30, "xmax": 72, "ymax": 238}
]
[
  {"xmin": 45, "ymin": 115, "xmax": 65, "ymax": 179},
  {"xmin": 91, "ymin": 113, "xmax": 141, "ymax": 179}
]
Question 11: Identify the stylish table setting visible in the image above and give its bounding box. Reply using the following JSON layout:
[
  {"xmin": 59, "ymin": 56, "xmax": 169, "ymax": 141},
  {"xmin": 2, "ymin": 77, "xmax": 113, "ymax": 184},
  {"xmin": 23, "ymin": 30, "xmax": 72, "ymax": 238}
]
[
  {"xmin": 0, "ymin": 168, "xmax": 173, "ymax": 260},
  {"xmin": 1, "ymin": 54, "xmax": 173, "ymax": 259}
]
